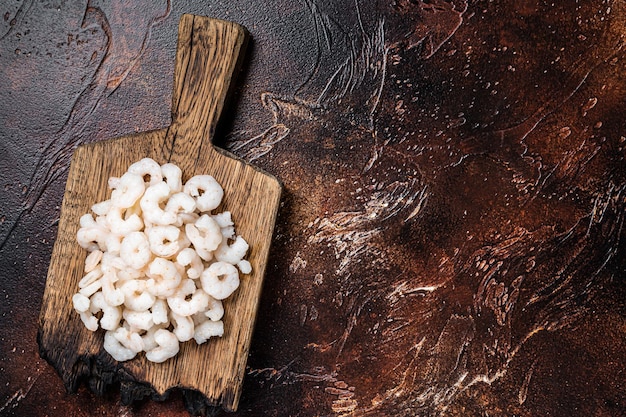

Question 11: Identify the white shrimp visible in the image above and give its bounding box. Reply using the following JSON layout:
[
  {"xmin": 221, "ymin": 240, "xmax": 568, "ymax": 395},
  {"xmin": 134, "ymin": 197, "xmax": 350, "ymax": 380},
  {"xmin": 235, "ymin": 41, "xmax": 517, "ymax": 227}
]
[
  {"xmin": 204, "ymin": 296, "xmax": 224, "ymax": 321},
  {"xmin": 183, "ymin": 175, "xmax": 224, "ymax": 212},
  {"xmin": 140, "ymin": 182, "xmax": 176, "ymax": 226},
  {"xmin": 171, "ymin": 312, "xmax": 194, "ymax": 342},
  {"xmin": 101, "ymin": 272, "xmax": 124, "ymax": 307},
  {"xmin": 119, "ymin": 231, "xmax": 151, "ymax": 270},
  {"xmin": 79, "ymin": 279, "xmax": 102, "ymax": 298},
  {"xmin": 213, "ymin": 212, "xmax": 235, "ymax": 240},
  {"xmin": 80, "ymin": 213, "xmax": 98, "ymax": 228},
  {"xmin": 179, "ymin": 212, "xmax": 199, "ymax": 225},
  {"xmin": 145, "ymin": 329, "xmax": 179, "ymax": 363},
  {"xmin": 195, "ymin": 246, "xmax": 213, "ymax": 262},
  {"xmin": 117, "ymin": 265, "xmax": 144, "ymax": 282},
  {"xmin": 84, "ymin": 250, "xmax": 103, "ymax": 273},
  {"xmin": 76, "ymin": 226, "xmax": 108, "ymax": 252},
  {"xmin": 106, "ymin": 206, "xmax": 143, "ymax": 235},
  {"xmin": 79, "ymin": 267, "xmax": 103, "ymax": 289},
  {"xmin": 72, "ymin": 293, "xmax": 90, "ymax": 313},
  {"xmin": 168, "ymin": 289, "xmax": 210, "ymax": 317},
  {"xmin": 104, "ymin": 234, "xmax": 123, "ymax": 255},
  {"xmin": 194, "ymin": 320, "xmax": 224, "ymax": 344},
  {"xmin": 151, "ymin": 299, "xmax": 169, "ymax": 325},
  {"xmin": 214, "ymin": 235, "xmax": 249, "ymax": 265},
  {"xmin": 212, "ymin": 212, "xmax": 233, "ymax": 228},
  {"xmin": 176, "ymin": 247, "xmax": 204, "ymax": 279},
  {"xmin": 146, "ymin": 257, "xmax": 181, "ymax": 297},
  {"xmin": 79, "ymin": 311, "xmax": 99, "ymax": 331},
  {"xmin": 186, "ymin": 215, "xmax": 222, "ymax": 252},
  {"xmin": 173, "ymin": 278, "xmax": 196, "ymax": 298},
  {"xmin": 90, "ymin": 292, "xmax": 122, "ymax": 331},
  {"xmin": 104, "ymin": 330, "xmax": 137, "ymax": 362},
  {"xmin": 177, "ymin": 229, "xmax": 192, "ymax": 251},
  {"xmin": 110, "ymin": 172, "xmax": 145, "ymax": 208},
  {"xmin": 200, "ymin": 261, "xmax": 240, "ymax": 300},
  {"xmin": 146, "ymin": 225, "xmax": 180, "ymax": 258},
  {"xmin": 128, "ymin": 157, "xmax": 163, "ymax": 185},
  {"xmin": 197, "ymin": 214, "xmax": 223, "ymax": 251},
  {"xmin": 99, "ymin": 251, "xmax": 125, "ymax": 275},
  {"xmin": 113, "ymin": 327, "xmax": 144, "ymax": 353},
  {"xmin": 237, "ymin": 260, "xmax": 252, "ymax": 275},
  {"xmin": 161, "ymin": 163, "xmax": 183, "ymax": 192},
  {"xmin": 120, "ymin": 280, "xmax": 155, "ymax": 311},
  {"xmin": 91, "ymin": 200, "xmax": 112, "ymax": 217},
  {"xmin": 123, "ymin": 309, "xmax": 154, "ymax": 331},
  {"xmin": 165, "ymin": 192, "xmax": 196, "ymax": 226}
]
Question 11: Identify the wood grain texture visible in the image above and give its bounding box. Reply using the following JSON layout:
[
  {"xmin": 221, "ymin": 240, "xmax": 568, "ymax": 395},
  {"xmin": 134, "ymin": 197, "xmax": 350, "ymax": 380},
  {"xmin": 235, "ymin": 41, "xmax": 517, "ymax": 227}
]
[
  {"xmin": 2, "ymin": 1, "xmax": 625, "ymax": 416},
  {"xmin": 37, "ymin": 14, "xmax": 281, "ymax": 413}
]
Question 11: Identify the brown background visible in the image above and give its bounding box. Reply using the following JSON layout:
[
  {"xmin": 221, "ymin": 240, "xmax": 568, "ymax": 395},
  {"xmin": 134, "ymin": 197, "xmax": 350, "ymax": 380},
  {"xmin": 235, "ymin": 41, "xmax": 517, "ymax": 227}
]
[{"xmin": 1, "ymin": 1, "xmax": 625, "ymax": 416}]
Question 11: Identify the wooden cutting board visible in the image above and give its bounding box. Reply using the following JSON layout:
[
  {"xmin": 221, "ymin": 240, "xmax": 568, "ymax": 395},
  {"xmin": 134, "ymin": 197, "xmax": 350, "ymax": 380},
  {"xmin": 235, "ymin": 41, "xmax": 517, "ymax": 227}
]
[{"xmin": 37, "ymin": 14, "xmax": 281, "ymax": 413}]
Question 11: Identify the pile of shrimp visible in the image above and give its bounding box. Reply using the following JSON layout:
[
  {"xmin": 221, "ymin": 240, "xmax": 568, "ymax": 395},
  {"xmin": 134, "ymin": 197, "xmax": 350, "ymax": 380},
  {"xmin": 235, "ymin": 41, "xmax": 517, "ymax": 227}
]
[{"xmin": 71, "ymin": 158, "xmax": 251, "ymax": 363}]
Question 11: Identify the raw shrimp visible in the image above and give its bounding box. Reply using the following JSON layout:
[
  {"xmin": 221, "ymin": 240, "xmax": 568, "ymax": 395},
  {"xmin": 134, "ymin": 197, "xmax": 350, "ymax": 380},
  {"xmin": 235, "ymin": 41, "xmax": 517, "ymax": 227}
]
[
  {"xmin": 120, "ymin": 280, "xmax": 155, "ymax": 312},
  {"xmin": 176, "ymin": 247, "xmax": 204, "ymax": 279},
  {"xmin": 128, "ymin": 157, "xmax": 163, "ymax": 185},
  {"xmin": 110, "ymin": 172, "xmax": 145, "ymax": 208},
  {"xmin": 204, "ymin": 296, "xmax": 224, "ymax": 322},
  {"xmin": 214, "ymin": 236, "xmax": 249, "ymax": 265},
  {"xmin": 76, "ymin": 226, "xmax": 108, "ymax": 252},
  {"xmin": 90, "ymin": 292, "xmax": 122, "ymax": 331},
  {"xmin": 200, "ymin": 261, "xmax": 240, "ymax": 300},
  {"xmin": 171, "ymin": 312, "xmax": 194, "ymax": 342},
  {"xmin": 184, "ymin": 175, "xmax": 223, "ymax": 212},
  {"xmin": 107, "ymin": 206, "xmax": 143, "ymax": 235},
  {"xmin": 145, "ymin": 329, "xmax": 179, "ymax": 363},
  {"xmin": 119, "ymin": 231, "xmax": 151, "ymax": 270},
  {"xmin": 161, "ymin": 163, "xmax": 183, "ymax": 192},
  {"xmin": 147, "ymin": 225, "xmax": 180, "ymax": 258},
  {"xmin": 194, "ymin": 320, "xmax": 224, "ymax": 344},
  {"xmin": 168, "ymin": 289, "xmax": 210, "ymax": 317},
  {"xmin": 146, "ymin": 257, "xmax": 182, "ymax": 298},
  {"xmin": 140, "ymin": 182, "xmax": 177, "ymax": 225},
  {"xmin": 104, "ymin": 330, "xmax": 137, "ymax": 362}
]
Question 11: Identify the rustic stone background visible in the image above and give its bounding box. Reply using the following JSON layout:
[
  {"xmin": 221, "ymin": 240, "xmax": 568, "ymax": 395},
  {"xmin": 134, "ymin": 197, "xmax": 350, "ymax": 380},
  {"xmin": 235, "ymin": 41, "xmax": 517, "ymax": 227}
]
[{"xmin": 1, "ymin": 0, "xmax": 625, "ymax": 416}]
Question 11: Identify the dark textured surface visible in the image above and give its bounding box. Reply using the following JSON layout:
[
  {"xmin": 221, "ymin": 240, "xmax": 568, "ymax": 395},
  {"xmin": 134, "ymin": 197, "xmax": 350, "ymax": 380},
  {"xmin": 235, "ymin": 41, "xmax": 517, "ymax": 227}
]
[{"xmin": 1, "ymin": 1, "xmax": 625, "ymax": 416}]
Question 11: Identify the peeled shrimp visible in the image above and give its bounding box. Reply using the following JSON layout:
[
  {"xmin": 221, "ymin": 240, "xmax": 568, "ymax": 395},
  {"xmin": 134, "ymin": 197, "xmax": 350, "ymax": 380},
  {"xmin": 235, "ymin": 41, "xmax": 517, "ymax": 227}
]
[
  {"xmin": 176, "ymin": 247, "xmax": 204, "ymax": 279},
  {"xmin": 183, "ymin": 175, "xmax": 223, "ymax": 212},
  {"xmin": 104, "ymin": 330, "xmax": 137, "ymax": 362},
  {"xmin": 119, "ymin": 231, "xmax": 151, "ymax": 270},
  {"xmin": 146, "ymin": 257, "xmax": 181, "ymax": 298},
  {"xmin": 161, "ymin": 163, "xmax": 183, "ymax": 192},
  {"xmin": 204, "ymin": 296, "xmax": 224, "ymax": 321},
  {"xmin": 120, "ymin": 280, "xmax": 155, "ymax": 312},
  {"xmin": 128, "ymin": 157, "xmax": 163, "ymax": 186},
  {"xmin": 168, "ymin": 289, "xmax": 210, "ymax": 317},
  {"xmin": 194, "ymin": 320, "xmax": 224, "ymax": 344},
  {"xmin": 106, "ymin": 206, "xmax": 143, "ymax": 235},
  {"xmin": 186, "ymin": 215, "xmax": 222, "ymax": 254},
  {"xmin": 145, "ymin": 329, "xmax": 179, "ymax": 363},
  {"xmin": 171, "ymin": 312, "xmax": 194, "ymax": 342},
  {"xmin": 110, "ymin": 172, "xmax": 145, "ymax": 208},
  {"xmin": 113, "ymin": 327, "xmax": 144, "ymax": 353},
  {"xmin": 214, "ymin": 235, "xmax": 249, "ymax": 265},
  {"xmin": 90, "ymin": 292, "xmax": 122, "ymax": 331},
  {"xmin": 200, "ymin": 261, "xmax": 240, "ymax": 300},
  {"xmin": 146, "ymin": 225, "xmax": 180, "ymax": 258},
  {"xmin": 140, "ymin": 182, "xmax": 176, "ymax": 226}
]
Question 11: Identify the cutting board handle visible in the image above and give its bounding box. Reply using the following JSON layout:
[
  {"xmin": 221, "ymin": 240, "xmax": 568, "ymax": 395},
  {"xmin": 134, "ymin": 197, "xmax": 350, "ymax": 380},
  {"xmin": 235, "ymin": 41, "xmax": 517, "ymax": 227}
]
[{"xmin": 164, "ymin": 14, "xmax": 246, "ymax": 164}]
